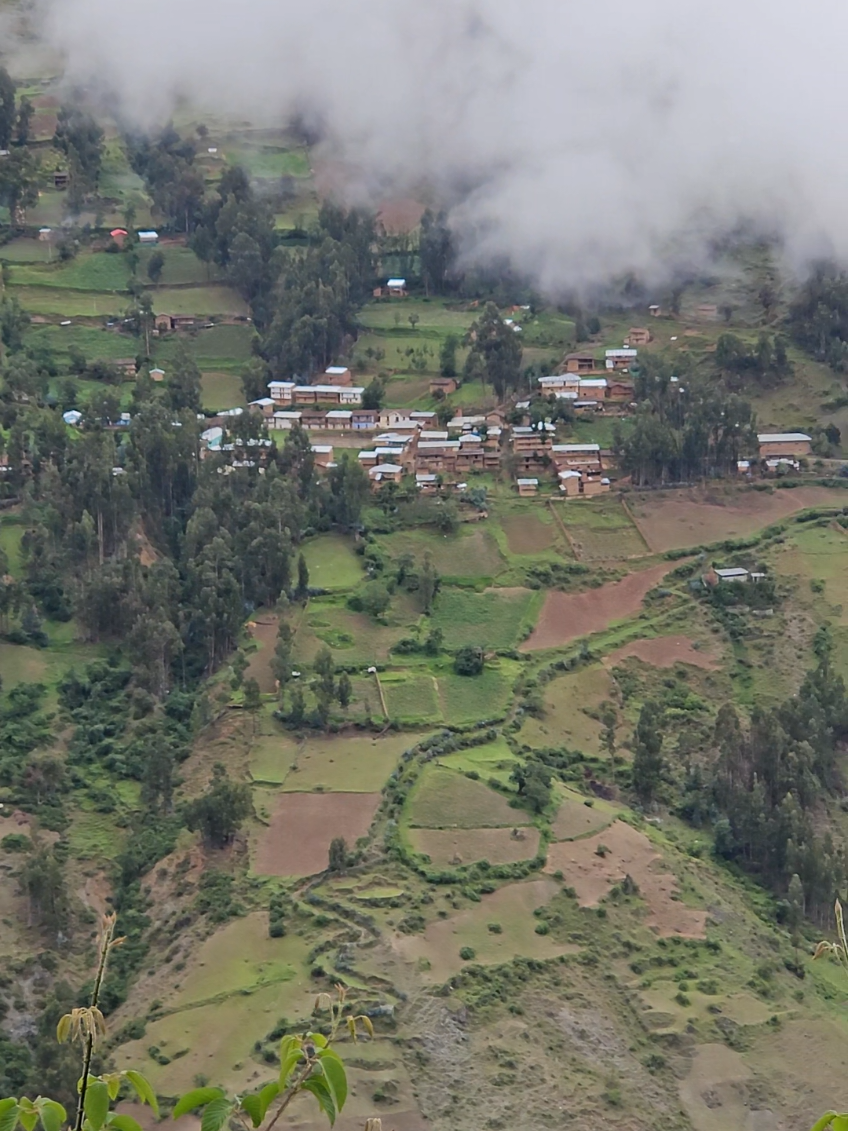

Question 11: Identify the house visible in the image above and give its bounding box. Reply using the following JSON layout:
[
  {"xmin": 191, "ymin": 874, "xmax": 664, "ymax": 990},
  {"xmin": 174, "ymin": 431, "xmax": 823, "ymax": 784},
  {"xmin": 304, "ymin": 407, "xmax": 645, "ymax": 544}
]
[
  {"xmin": 311, "ymin": 445, "xmax": 334, "ymax": 469},
  {"xmin": 715, "ymin": 567, "xmax": 750, "ymax": 583},
  {"xmin": 62, "ymin": 409, "xmax": 83, "ymax": 426},
  {"xmin": 517, "ymin": 478, "xmax": 539, "ymax": 497},
  {"xmin": 38, "ymin": 227, "xmax": 52, "ymax": 242},
  {"xmin": 138, "ymin": 231, "xmax": 159, "ymax": 245},
  {"xmin": 757, "ymin": 432, "xmax": 812, "ymax": 459},
  {"xmin": 578, "ymin": 377, "xmax": 608, "ymax": 398},
  {"xmin": 551, "ymin": 444, "xmax": 603, "ymax": 474},
  {"xmin": 149, "ymin": 367, "xmax": 165, "ymax": 383},
  {"xmin": 415, "ymin": 473, "xmax": 438, "ymax": 494},
  {"xmin": 427, "ymin": 376, "xmax": 456, "ymax": 397},
  {"xmin": 293, "ymin": 384, "xmax": 364, "ymax": 406},
  {"xmin": 626, "ymin": 327, "xmax": 651, "ymax": 346},
  {"xmin": 539, "ymin": 373, "xmax": 579, "ymax": 394},
  {"xmin": 299, "ymin": 407, "xmax": 329, "ymax": 429},
  {"xmin": 582, "ymin": 477, "xmax": 611, "ymax": 496},
  {"xmin": 558, "ymin": 469, "xmax": 581, "ymax": 497},
  {"xmin": 358, "ymin": 451, "xmax": 378, "ymax": 469},
  {"xmin": 53, "ymin": 170, "xmax": 69, "ymax": 190},
  {"xmin": 323, "ymin": 366, "xmax": 352, "ymax": 386},
  {"xmin": 113, "ymin": 359, "xmax": 137, "ymax": 378},
  {"xmin": 369, "ymin": 463, "xmax": 404, "ymax": 486},
  {"xmin": 324, "ymin": 410, "xmax": 353, "ymax": 430},
  {"xmin": 351, "ymin": 409, "xmax": 378, "ymax": 431},
  {"xmin": 271, "ymin": 411, "xmax": 302, "ymax": 430},
  {"xmin": 765, "ymin": 458, "xmax": 800, "ymax": 474},
  {"xmin": 269, "ymin": 381, "xmax": 296, "ymax": 405},
  {"xmin": 606, "ymin": 379, "xmax": 634, "ymax": 401},
  {"xmin": 410, "ymin": 411, "xmax": 437, "ymax": 425},
  {"xmin": 171, "ymin": 315, "xmax": 196, "ymax": 331},
  {"xmin": 605, "ymin": 348, "xmax": 637, "ymax": 370},
  {"xmin": 564, "ymin": 352, "xmax": 596, "ymax": 374},
  {"xmin": 249, "ymin": 398, "xmax": 276, "ymax": 418},
  {"xmin": 200, "ymin": 426, "xmax": 223, "ymax": 453},
  {"xmin": 387, "ymin": 278, "xmax": 407, "ymax": 297},
  {"xmin": 379, "ymin": 409, "xmax": 413, "ymax": 428},
  {"xmin": 448, "ymin": 414, "xmax": 487, "ymax": 432},
  {"xmin": 737, "ymin": 460, "xmax": 751, "ymax": 475},
  {"xmin": 154, "ymin": 314, "xmax": 172, "ymax": 333},
  {"xmin": 649, "ymin": 304, "xmax": 662, "ymax": 317}
]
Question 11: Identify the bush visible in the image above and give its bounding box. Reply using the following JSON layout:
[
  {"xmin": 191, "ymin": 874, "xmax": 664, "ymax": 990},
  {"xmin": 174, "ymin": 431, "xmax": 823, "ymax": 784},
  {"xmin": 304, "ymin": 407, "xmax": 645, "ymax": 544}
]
[
  {"xmin": 459, "ymin": 946, "xmax": 476, "ymax": 960},
  {"xmin": 454, "ymin": 645, "xmax": 484, "ymax": 677},
  {"xmin": 1, "ymin": 834, "xmax": 31, "ymax": 853}
]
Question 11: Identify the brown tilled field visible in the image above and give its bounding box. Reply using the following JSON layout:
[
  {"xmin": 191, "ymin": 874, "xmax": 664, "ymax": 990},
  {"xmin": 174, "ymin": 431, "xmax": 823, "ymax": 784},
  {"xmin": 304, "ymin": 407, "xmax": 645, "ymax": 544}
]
[
  {"xmin": 244, "ymin": 615, "xmax": 279, "ymax": 692},
  {"xmin": 501, "ymin": 513, "xmax": 557, "ymax": 554},
  {"xmin": 408, "ymin": 826, "xmax": 542, "ymax": 867},
  {"xmin": 545, "ymin": 820, "xmax": 707, "ymax": 937},
  {"xmin": 605, "ymin": 635, "xmax": 721, "ymax": 670},
  {"xmin": 551, "ymin": 796, "xmax": 613, "ymax": 841},
  {"xmin": 253, "ymin": 792, "xmax": 381, "ymax": 876},
  {"xmin": 628, "ymin": 486, "xmax": 848, "ymax": 553},
  {"xmin": 520, "ymin": 564, "xmax": 670, "ymax": 651}
]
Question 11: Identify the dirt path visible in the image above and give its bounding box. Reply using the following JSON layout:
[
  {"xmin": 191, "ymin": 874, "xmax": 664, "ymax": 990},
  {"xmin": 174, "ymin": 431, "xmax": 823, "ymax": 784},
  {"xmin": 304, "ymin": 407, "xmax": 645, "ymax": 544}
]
[{"xmin": 520, "ymin": 564, "xmax": 670, "ymax": 651}]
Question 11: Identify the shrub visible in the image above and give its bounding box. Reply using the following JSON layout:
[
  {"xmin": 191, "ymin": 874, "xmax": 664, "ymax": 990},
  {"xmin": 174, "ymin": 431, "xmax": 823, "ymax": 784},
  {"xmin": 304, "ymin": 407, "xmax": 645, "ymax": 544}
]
[
  {"xmin": 459, "ymin": 946, "xmax": 476, "ymax": 960},
  {"xmin": 454, "ymin": 645, "xmax": 484, "ymax": 676}
]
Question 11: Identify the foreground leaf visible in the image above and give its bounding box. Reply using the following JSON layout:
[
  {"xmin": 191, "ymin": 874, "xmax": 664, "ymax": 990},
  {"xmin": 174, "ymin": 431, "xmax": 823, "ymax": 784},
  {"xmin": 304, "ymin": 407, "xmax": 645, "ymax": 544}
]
[
  {"xmin": 302, "ymin": 1075, "xmax": 336, "ymax": 1126},
  {"xmin": 38, "ymin": 1101, "xmax": 66, "ymax": 1131},
  {"xmin": 172, "ymin": 1089, "xmax": 225, "ymax": 1120},
  {"xmin": 124, "ymin": 1072, "xmax": 159, "ymax": 1118},
  {"xmin": 84, "ymin": 1080, "xmax": 110, "ymax": 1131},
  {"xmin": 0, "ymin": 1099, "xmax": 20, "ymax": 1131},
  {"xmin": 317, "ymin": 1051, "xmax": 347, "ymax": 1113},
  {"xmin": 200, "ymin": 1097, "xmax": 232, "ymax": 1131}
]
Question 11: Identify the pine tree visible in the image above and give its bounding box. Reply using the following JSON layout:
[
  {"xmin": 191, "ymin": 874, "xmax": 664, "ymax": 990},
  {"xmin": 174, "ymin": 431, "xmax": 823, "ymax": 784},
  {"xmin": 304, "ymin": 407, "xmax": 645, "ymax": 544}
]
[{"xmin": 632, "ymin": 700, "xmax": 664, "ymax": 804}]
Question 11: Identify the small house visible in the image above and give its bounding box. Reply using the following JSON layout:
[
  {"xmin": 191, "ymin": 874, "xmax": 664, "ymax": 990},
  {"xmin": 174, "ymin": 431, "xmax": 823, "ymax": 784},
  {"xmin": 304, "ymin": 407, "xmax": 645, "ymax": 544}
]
[
  {"xmin": 149, "ymin": 367, "xmax": 165, "ymax": 383},
  {"xmin": 714, "ymin": 567, "xmax": 750, "ymax": 583},
  {"xmin": 154, "ymin": 314, "xmax": 172, "ymax": 333},
  {"xmin": 310, "ymin": 445, "xmax": 334, "ymax": 469},
  {"xmin": 429, "ymin": 376, "xmax": 457, "ymax": 396},
  {"xmin": 114, "ymin": 359, "xmax": 137, "ymax": 378},
  {"xmin": 323, "ymin": 366, "xmax": 352, "ymax": 386},
  {"xmin": 38, "ymin": 228, "xmax": 52, "ymax": 242},
  {"xmin": 416, "ymin": 473, "xmax": 438, "ymax": 494},
  {"xmin": 53, "ymin": 170, "xmax": 69, "ymax": 190},
  {"xmin": 271, "ymin": 411, "xmax": 302, "ymax": 430},
  {"xmin": 626, "ymin": 327, "xmax": 651, "ymax": 346},
  {"xmin": 325, "ymin": 409, "xmax": 353, "ymax": 430},
  {"xmin": 351, "ymin": 409, "xmax": 377, "ymax": 430},
  {"xmin": 387, "ymin": 278, "xmax": 407, "ymax": 297},
  {"xmin": 757, "ymin": 432, "xmax": 811, "ymax": 459},
  {"xmin": 138, "ymin": 231, "xmax": 159, "ymax": 245},
  {"xmin": 551, "ymin": 444, "xmax": 602, "ymax": 474},
  {"xmin": 605, "ymin": 348, "xmax": 637, "ymax": 370},
  {"xmin": 516, "ymin": 478, "xmax": 539, "ymax": 497},
  {"xmin": 249, "ymin": 398, "xmax": 276, "ymax": 418},
  {"xmin": 269, "ymin": 381, "xmax": 296, "ymax": 404},
  {"xmin": 564, "ymin": 352, "xmax": 596, "ymax": 374},
  {"xmin": 171, "ymin": 315, "xmax": 196, "ymax": 331},
  {"xmin": 62, "ymin": 409, "xmax": 83, "ymax": 426},
  {"xmin": 110, "ymin": 229, "xmax": 128, "ymax": 248},
  {"xmin": 369, "ymin": 462, "xmax": 404, "ymax": 486},
  {"xmin": 558, "ymin": 469, "xmax": 581, "ymax": 497},
  {"xmin": 649, "ymin": 304, "xmax": 662, "ymax": 317},
  {"xmin": 582, "ymin": 477, "xmax": 611, "ymax": 496}
]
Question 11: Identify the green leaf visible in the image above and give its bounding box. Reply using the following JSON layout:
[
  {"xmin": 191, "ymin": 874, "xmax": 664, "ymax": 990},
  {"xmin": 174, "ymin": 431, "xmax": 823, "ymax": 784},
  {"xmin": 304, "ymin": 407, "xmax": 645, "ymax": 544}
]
[
  {"xmin": 124, "ymin": 1072, "xmax": 159, "ymax": 1118},
  {"xmin": 811, "ymin": 1117, "xmax": 840, "ymax": 1131},
  {"xmin": 84, "ymin": 1081, "xmax": 110, "ymax": 1131},
  {"xmin": 18, "ymin": 1113, "xmax": 35, "ymax": 1131},
  {"xmin": 830, "ymin": 1118, "xmax": 848, "ymax": 1131},
  {"xmin": 239, "ymin": 1095, "xmax": 262, "ymax": 1129},
  {"xmin": 301, "ymin": 1076, "xmax": 336, "ymax": 1126},
  {"xmin": 279, "ymin": 1049, "xmax": 303, "ymax": 1090},
  {"xmin": 102, "ymin": 1076, "xmax": 121, "ymax": 1103},
  {"xmin": 307, "ymin": 1033, "xmax": 328, "ymax": 1049},
  {"xmin": 258, "ymin": 1082, "xmax": 279, "ymax": 1119},
  {"xmin": 0, "ymin": 1099, "xmax": 19, "ymax": 1131},
  {"xmin": 108, "ymin": 1115, "xmax": 143, "ymax": 1131},
  {"xmin": 38, "ymin": 1101, "xmax": 66, "ymax": 1131},
  {"xmin": 317, "ymin": 1052, "xmax": 347, "ymax": 1114},
  {"xmin": 200, "ymin": 1098, "xmax": 232, "ymax": 1131},
  {"xmin": 172, "ymin": 1089, "xmax": 224, "ymax": 1120}
]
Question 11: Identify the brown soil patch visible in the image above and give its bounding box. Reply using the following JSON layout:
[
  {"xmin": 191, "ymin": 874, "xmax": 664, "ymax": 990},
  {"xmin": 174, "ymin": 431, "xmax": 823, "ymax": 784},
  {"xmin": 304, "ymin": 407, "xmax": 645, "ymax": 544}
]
[
  {"xmin": 551, "ymin": 798, "xmax": 612, "ymax": 840},
  {"xmin": 377, "ymin": 198, "xmax": 425, "ymax": 234},
  {"xmin": 679, "ymin": 1044, "xmax": 752, "ymax": 1131},
  {"xmin": 78, "ymin": 872, "xmax": 112, "ymax": 918},
  {"xmin": 630, "ymin": 486, "xmax": 848, "ymax": 553},
  {"xmin": 253, "ymin": 792, "xmax": 380, "ymax": 876},
  {"xmin": 605, "ymin": 635, "xmax": 720, "ymax": 670},
  {"xmin": 501, "ymin": 513, "xmax": 555, "ymax": 554},
  {"xmin": 408, "ymin": 826, "xmax": 542, "ymax": 867},
  {"xmin": 545, "ymin": 820, "xmax": 707, "ymax": 937},
  {"xmin": 245, "ymin": 615, "xmax": 279, "ymax": 693},
  {"xmin": 520, "ymin": 564, "xmax": 670, "ymax": 651}
]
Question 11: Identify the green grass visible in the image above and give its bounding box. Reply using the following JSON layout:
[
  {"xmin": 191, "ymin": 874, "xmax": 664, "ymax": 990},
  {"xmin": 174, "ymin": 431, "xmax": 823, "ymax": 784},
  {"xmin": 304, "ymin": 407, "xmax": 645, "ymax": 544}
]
[
  {"xmin": 8, "ymin": 252, "xmax": 132, "ymax": 291},
  {"xmin": 148, "ymin": 286, "xmax": 249, "ymax": 317},
  {"xmin": 435, "ymin": 736, "xmax": 519, "ymax": 784},
  {"xmin": 559, "ymin": 497, "xmax": 648, "ymax": 559},
  {"xmin": 381, "ymin": 672, "xmax": 442, "ymax": 724},
  {"xmin": 249, "ymin": 734, "xmax": 300, "ymax": 784},
  {"xmin": 139, "ymin": 246, "xmax": 223, "ymax": 285},
  {"xmin": 201, "ymin": 371, "xmax": 243, "ymax": 410},
  {"xmin": 280, "ymin": 731, "xmax": 415, "ymax": 792},
  {"xmin": 437, "ymin": 664, "xmax": 515, "ymax": 725},
  {"xmin": 25, "ymin": 324, "xmax": 147, "ymax": 363},
  {"xmin": 8, "ymin": 287, "xmax": 128, "ymax": 317},
  {"xmin": 225, "ymin": 144, "xmax": 311, "ymax": 180},
  {"xmin": 0, "ymin": 237, "xmax": 54, "ymax": 263},
  {"xmin": 430, "ymin": 588, "xmax": 542, "ymax": 650},
  {"xmin": 0, "ymin": 520, "xmax": 24, "ymax": 576},
  {"xmin": 375, "ymin": 526, "xmax": 505, "ymax": 581},
  {"xmin": 293, "ymin": 599, "xmax": 412, "ymax": 666},
  {"xmin": 406, "ymin": 764, "xmax": 525, "ymax": 828},
  {"xmin": 66, "ymin": 810, "xmax": 125, "ymax": 859},
  {"xmin": 358, "ymin": 300, "xmax": 477, "ymax": 332},
  {"xmin": 301, "ymin": 534, "xmax": 363, "ymax": 590}
]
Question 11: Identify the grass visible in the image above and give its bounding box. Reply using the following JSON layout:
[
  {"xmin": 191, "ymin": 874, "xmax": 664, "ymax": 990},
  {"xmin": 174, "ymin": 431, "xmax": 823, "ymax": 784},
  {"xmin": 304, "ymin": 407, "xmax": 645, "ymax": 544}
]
[
  {"xmin": 381, "ymin": 673, "xmax": 442, "ymax": 724},
  {"xmin": 249, "ymin": 734, "xmax": 300, "ymax": 784},
  {"xmin": 293, "ymin": 600, "xmax": 410, "ymax": 666},
  {"xmin": 201, "ymin": 371, "xmax": 243, "ymax": 410},
  {"xmin": 300, "ymin": 534, "xmax": 363, "ymax": 590},
  {"xmin": 8, "ymin": 252, "xmax": 132, "ymax": 291},
  {"xmin": 224, "ymin": 144, "xmax": 311, "ymax": 180},
  {"xmin": 148, "ymin": 286, "xmax": 249, "ymax": 317},
  {"xmin": 406, "ymin": 764, "xmax": 525, "ymax": 828},
  {"xmin": 435, "ymin": 736, "xmax": 519, "ymax": 785},
  {"xmin": 773, "ymin": 524, "xmax": 848, "ymax": 624},
  {"xmin": 139, "ymin": 246, "xmax": 222, "ymax": 286},
  {"xmin": 438, "ymin": 663, "xmax": 515, "ymax": 726},
  {"xmin": 0, "ymin": 519, "xmax": 24, "ymax": 576},
  {"xmin": 0, "ymin": 237, "xmax": 54, "ymax": 263},
  {"xmin": 358, "ymin": 300, "xmax": 477, "ymax": 332},
  {"xmin": 559, "ymin": 497, "xmax": 648, "ymax": 560},
  {"xmin": 375, "ymin": 526, "xmax": 505, "ymax": 581},
  {"xmin": 8, "ymin": 287, "xmax": 128, "ymax": 317},
  {"xmin": 519, "ymin": 665, "xmax": 620, "ymax": 757},
  {"xmin": 281, "ymin": 731, "xmax": 415, "ymax": 792},
  {"xmin": 429, "ymin": 587, "xmax": 542, "ymax": 650},
  {"xmin": 66, "ymin": 810, "xmax": 125, "ymax": 859}
]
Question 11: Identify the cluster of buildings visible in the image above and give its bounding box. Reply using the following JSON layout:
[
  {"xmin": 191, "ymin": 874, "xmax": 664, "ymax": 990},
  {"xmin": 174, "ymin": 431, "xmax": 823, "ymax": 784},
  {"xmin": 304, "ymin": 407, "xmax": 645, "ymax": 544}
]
[{"xmin": 740, "ymin": 432, "xmax": 813, "ymax": 475}]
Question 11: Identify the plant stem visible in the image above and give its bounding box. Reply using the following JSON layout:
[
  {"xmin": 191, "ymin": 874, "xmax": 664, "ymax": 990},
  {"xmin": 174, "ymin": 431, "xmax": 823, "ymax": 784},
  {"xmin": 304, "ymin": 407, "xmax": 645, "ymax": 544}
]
[{"xmin": 73, "ymin": 917, "xmax": 116, "ymax": 1131}]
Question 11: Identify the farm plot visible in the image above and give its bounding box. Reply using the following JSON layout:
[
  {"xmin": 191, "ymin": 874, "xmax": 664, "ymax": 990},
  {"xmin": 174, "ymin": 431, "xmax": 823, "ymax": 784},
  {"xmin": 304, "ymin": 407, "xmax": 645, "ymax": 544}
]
[
  {"xmin": 498, "ymin": 509, "xmax": 558, "ymax": 555},
  {"xmin": 293, "ymin": 602, "xmax": 410, "ymax": 666},
  {"xmin": 519, "ymin": 665, "xmax": 619, "ymax": 756},
  {"xmin": 520, "ymin": 563, "xmax": 671, "ymax": 651},
  {"xmin": 406, "ymin": 765, "xmax": 526, "ymax": 828},
  {"xmin": 391, "ymin": 879, "xmax": 573, "ymax": 981},
  {"xmin": 408, "ymin": 826, "xmax": 541, "ymax": 868},
  {"xmin": 358, "ymin": 301, "xmax": 476, "ymax": 333},
  {"xmin": 8, "ymin": 253, "xmax": 132, "ymax": 291},
  {"xmin": 429, "ymin": 587, "xmax": 541, "ymax": 651},
  {"xmin": 281, "ymin": 731, "xmax": 415, "ymax": 792},
  {"xmin": 435, "ymin": 736, "xmax": 518, "ymax": 784},
  {"xmin": 545, "ymin": 820, "xmax": 707, "ymax": 937},
  {"xmin": 437, "ymin": 664, "xmax": 515, "ymax": 726},
  {"xmin": 300, "ymin": 534, "xmax": 363, "ymax": 589},
  {"xmin": 551, "ymin": 787, "xmax": 617, "ymax": 840},
  {"xmin": 628, "ymin": 485, "xmax": 848, "ymax": 553},
  {"xmin": 249, "ymin": 735, "xmax": 300, "ymax": 784},
  {"xmin": 605, "ymin": 634, "xmax": 721, "ymax": 670},
  {"xmin": 382, "ymin": 673, "xmax": 442, "ymax": 725},
  {"xmin": 558, "ymin": 498, "xmax": 648, "ymax": 560},
  {"xmin": 201, "ymin": 371, "xmax": 243, "ymax": 411},
  {"xmin": 375, "ymin": 526, "xmax": 505, "ymax": 581},
  {"xmin": 253, "ymin": 792, "xmax": 381, "ymax": 875},
  {"xmin": 773, "ymin": 524, "xmax": 848, "ymax": 624}
]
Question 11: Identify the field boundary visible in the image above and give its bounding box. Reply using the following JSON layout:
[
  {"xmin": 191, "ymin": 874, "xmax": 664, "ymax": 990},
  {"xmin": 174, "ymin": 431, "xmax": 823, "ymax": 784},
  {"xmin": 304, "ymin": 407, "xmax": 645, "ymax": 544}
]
[
  {"xmin": 547, "ymin": 499, "xmax": 581, "ymax": 558},
  {"xmin": 619, "ymin": 495, "xmax": 654, "ymax": 553}
]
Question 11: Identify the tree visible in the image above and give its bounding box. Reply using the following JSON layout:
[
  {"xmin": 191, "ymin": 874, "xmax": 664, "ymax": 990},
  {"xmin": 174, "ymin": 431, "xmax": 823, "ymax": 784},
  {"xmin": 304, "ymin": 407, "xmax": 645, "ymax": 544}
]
[
  {"xmin": 0, "ymin": 66, "xmax": 16, "ymax": 149},
  {"xmin": 362, "ymin": 376, "xmax": 385, "ymax": 411},
  {"xmin": 271, "ymin": 621, "xmax": 294, "ymax": 688},
  {"xmin": 360, "ymin": 581, "xmax": 391, "ymax": 618},
  {"xmin": 419, "ymin": 552, "xmax": 438, "ymax": 614},
  {"xmin": 14, "ymin": 97, "xmax": 32, "ymax": 147},
  {"xmin": 328, "ymin": 836, "xmax": 348, "ymax": 873},
  {"xmin": 167, "ymin": 342, "xmax": 202, "ymax": 413},
  {"xmin": 464, "ymin": 303, "xmax": 522, "ymax": 399},
  {"xmin": 140, "ymin": 730, "xmax": 175, "ymax": 815},
  {"xmin": 439, "ymin": 334, "xmax": 459, "ymax": 377},
  {"xmin": 146, "ymin": 249, "xmax": 165, "ymax": 285},
  {"xmin": 184, "ymin": 764, "xmax": 253, "ymax": 848},
  {"xmin": 0, "ymin": 148, "xmax": 39, "ymax": 226},
  {"xmin": 419, "ymin": 209, "xmax": 454, "ymax": 295},
  {"xmin": 337, "ymin": 672, "xmax": 352, "ymax": 709},
  {"xmin": 243, "ymin": 677, "xmax": 262, "ymax": 736},
  {"xmin": 19, "ymin": 847, "xmax": 67, "ymax": 933},
  {"xmin": 296, "ymin": 553, "xmax": 309, "ymax": 599},
  {"xmin": 510, "ymin": 760, "xmax": 552, "ymax": 814},
  {"xmin": 600, "ymin": 701, "xmax": 618, "ymax": 782},
  {"xmin": 632, "ymin": 700, "xmax": 664, "ymax": 803},
  {"xmin": 454, "ymin": 644, "xmax": 484, "ymax": 676},
  {"xmin": 788, "ymin": 872, "xmax": 805, "ymax": 961}
]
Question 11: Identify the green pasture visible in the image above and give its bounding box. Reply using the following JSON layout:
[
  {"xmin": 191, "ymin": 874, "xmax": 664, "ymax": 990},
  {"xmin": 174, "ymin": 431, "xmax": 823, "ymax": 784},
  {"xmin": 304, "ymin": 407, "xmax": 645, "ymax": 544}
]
[
  {"xmin": 280, "ymin": 730, "xmax": 415, "ymax": 792},
  {"xmin": 437, "ymin": 662, "xmax": 516, "ymax": 726},
  {"xmin": 8, "ymin": 251, "xmax": 132, "ymax": 291},
  {"xmin": 774, "ymin": 524, "xmax": 848, "ymax": 623},
  {"xmin": 26, "ymin": 323, "xmax": 147, "ymax": 363},
  {"xmin": 358, "ymin": 300, "xmax": 477, "ymax": 333},
  {"xmin": 0, "ymin": 237, "xmax": 53, "ymax": 263},
  {"xmin": 156, "ymin": 323, "xmax": 255, "ymax": 368},
  {"xmin": 558, "ymin": 496, "xmax": 648, "ymax": 559},
  {"xmin": 149, "ymin": 285, "xmax": 248, "ymax": 316},
  {"xmin": 429, "ymin": 587, "xmax": 542, "ymax": 650},
  {"xmin": 293, "ymin": 600, "xmax": 411, "ymax": 666},
  {"xmin": 66, "ymin": 809, "xmax": 125, "ymax": 859},
  {"xmin": 381, "ymin": 672, "xmax": 442, "ymax": 725},
  {"xmin": 224, "ymin": 143, "xmax": 311, "ymax": 180},
  {"xmin": 249, "ymin": 734, "xmax": 300, "ymax": 784},
  {"xmin": 375, "ymin": 526, "xmax": 505, "ymax": 581},
  {"xmin": 0, "ymin": 519, "xmax": 24, "ymax": 576},
  {"xmin": 201, "ymin": 371, "xmax": 243, "ymax": 410},
  {"xmin": 301, "ymin": 534, "xmax": 364, "ymax": 590},
  {"xmin": 518, "ymin": 664, "xmax": 621, "ymax": 757},
  {"xmin": 8, "ymin": 286, "xmax": 126, "ymax": 317},
  {"xmin": 139, "ymin": 245, "xmax": 223, "ymax": 285},
  {"xmin": 436, "ymin": 736, "xmax": 519, "ymax": 784},
  {"xmin": 405, "ymin": 764, "xmax": 524, "ymax": 828}
]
